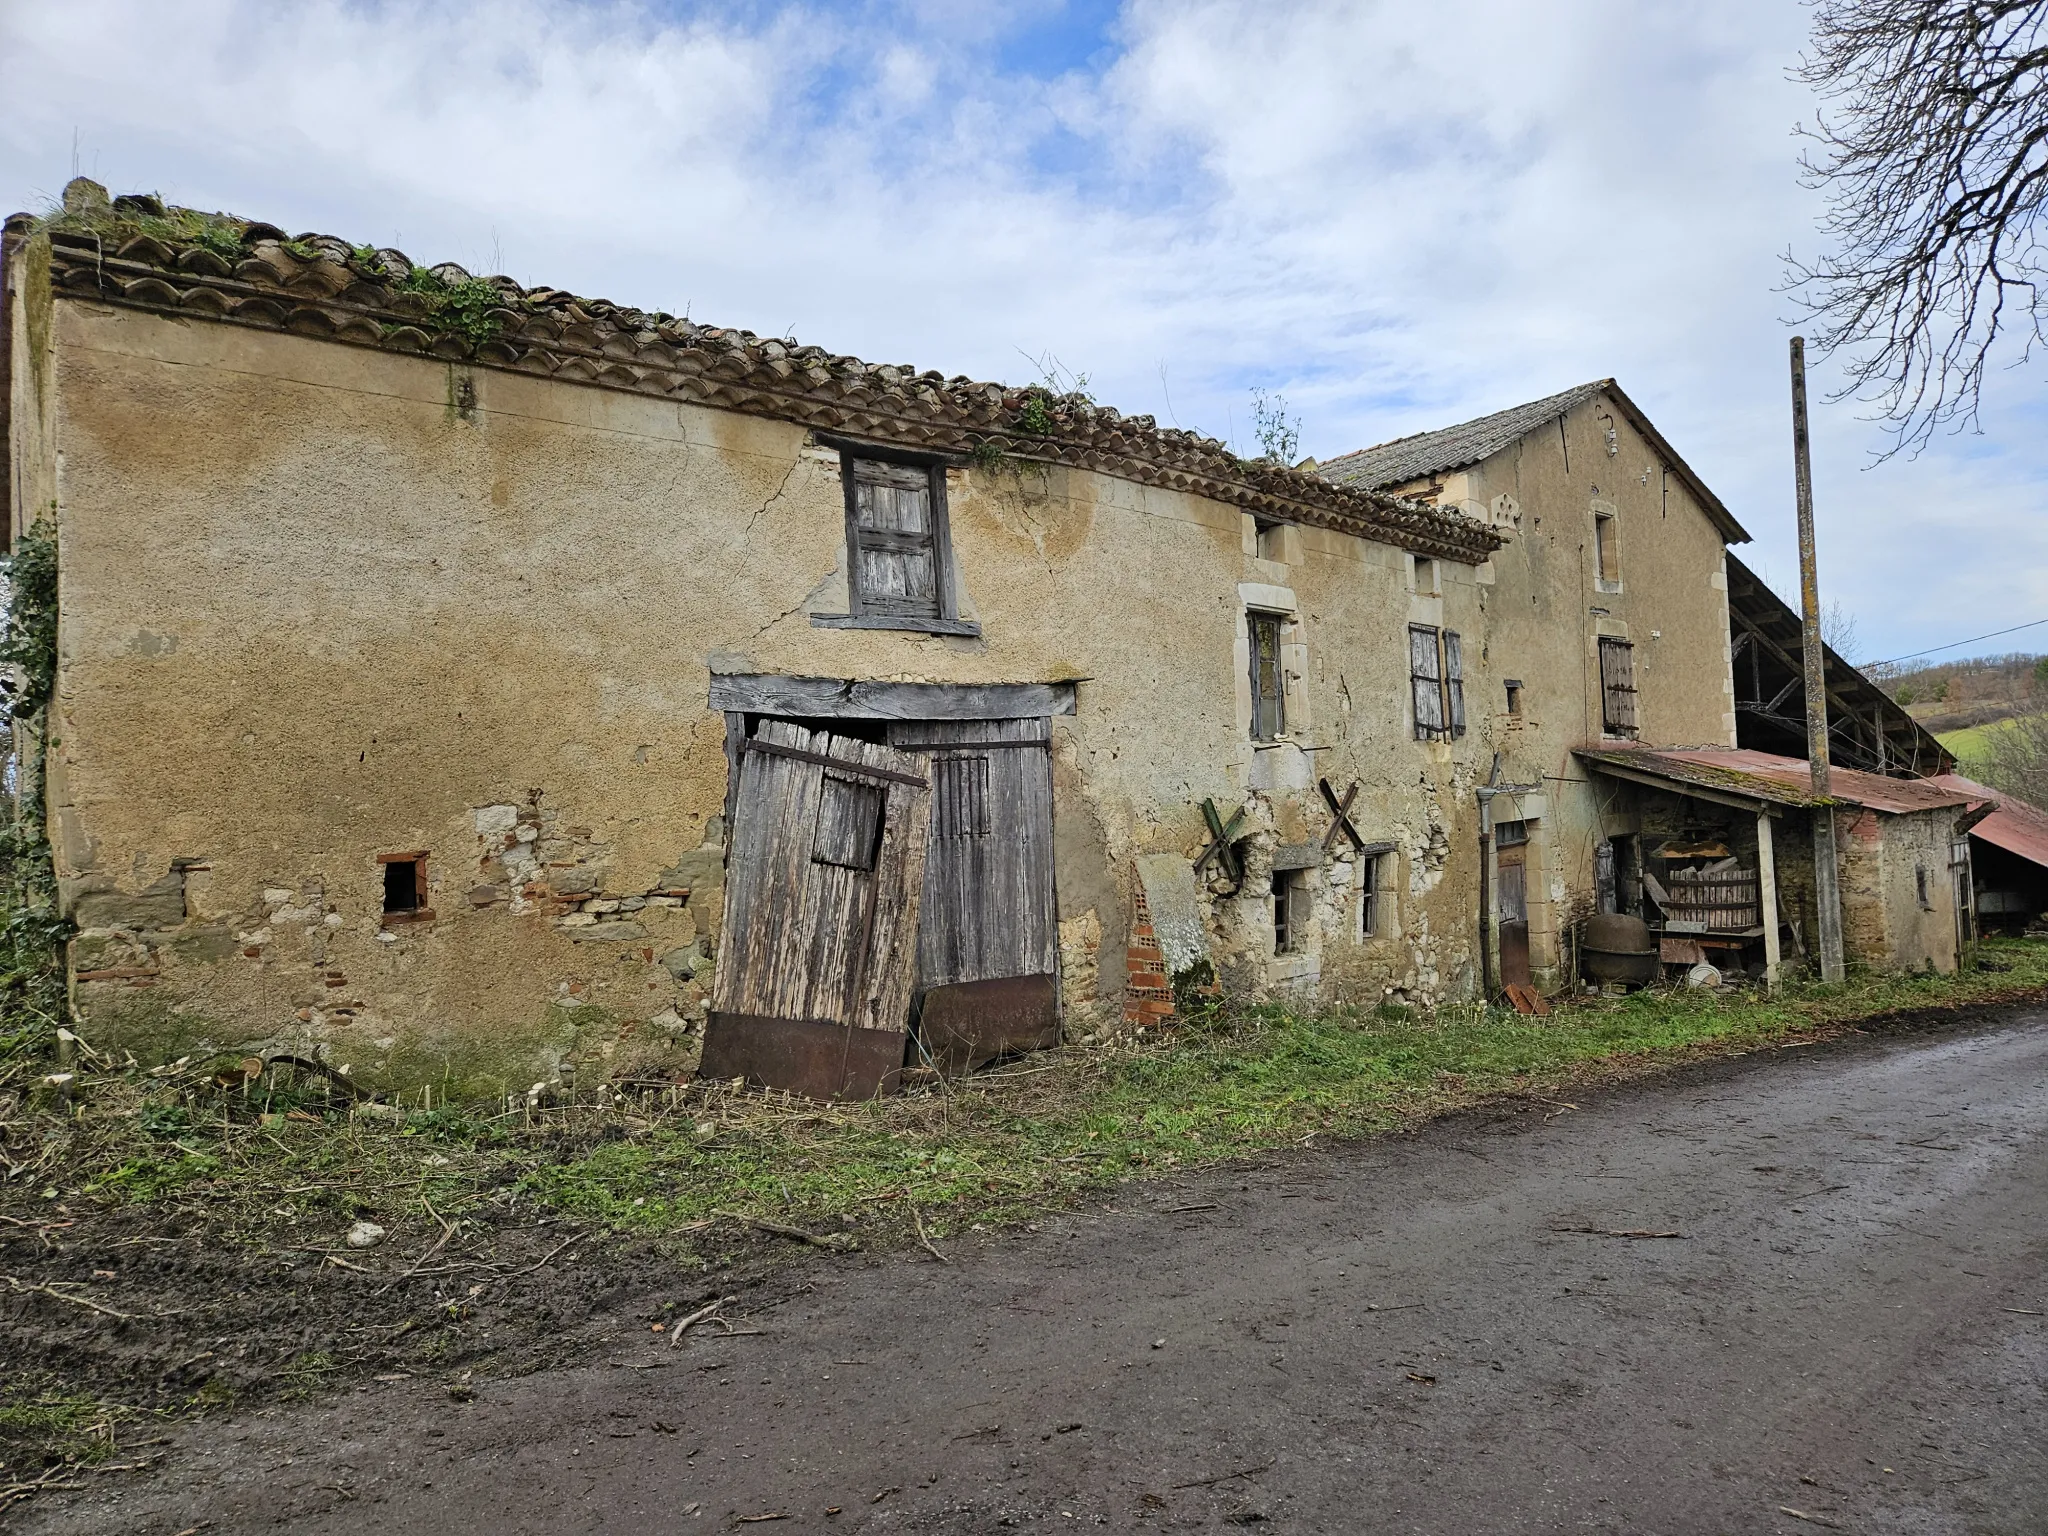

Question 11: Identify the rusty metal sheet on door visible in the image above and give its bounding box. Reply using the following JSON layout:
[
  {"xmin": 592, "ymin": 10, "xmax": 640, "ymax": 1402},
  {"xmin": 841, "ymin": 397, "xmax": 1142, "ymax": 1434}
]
[
  {"xmin": 699, "ymin": 1012, "xmax": 907, "ymax": 1100},
  {"xmin": 916, "ymin": 973, "xmax": 1059, "ymax": 1078}
]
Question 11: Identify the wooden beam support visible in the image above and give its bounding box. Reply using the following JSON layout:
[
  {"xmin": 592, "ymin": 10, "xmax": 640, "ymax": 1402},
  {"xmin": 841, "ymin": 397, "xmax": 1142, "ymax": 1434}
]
[
  {"xmin": 1757, "ymin": 807, "xmax": 1782, "ymax": 993},
  {"xmin": 710, "ymin": 673, "xmax": 1079, "ymax": 720}
]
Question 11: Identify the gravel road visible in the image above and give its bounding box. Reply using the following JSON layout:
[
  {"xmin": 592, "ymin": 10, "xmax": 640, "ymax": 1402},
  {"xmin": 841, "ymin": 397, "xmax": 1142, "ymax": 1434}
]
[{"xmin": 22, "ymin": 1013, "xmax": 2048, "ymax": 1535}]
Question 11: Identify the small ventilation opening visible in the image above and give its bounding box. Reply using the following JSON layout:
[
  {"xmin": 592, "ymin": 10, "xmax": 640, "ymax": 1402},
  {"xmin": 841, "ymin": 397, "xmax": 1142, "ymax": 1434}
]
[
  {"xmin": 1505, "ymin": 679, "xmax": 1523, "ymax": 717},
  {"xmin": 382, "ymin": 855, "xmax": 427, "ymax": 914}
]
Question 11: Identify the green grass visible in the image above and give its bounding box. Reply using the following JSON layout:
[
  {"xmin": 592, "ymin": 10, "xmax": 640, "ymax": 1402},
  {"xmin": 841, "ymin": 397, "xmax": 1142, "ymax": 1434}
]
[
  {"xmin": 519, "ymin": 944, "xmax": 2048, "ymax": 1240},
  {"xmin": 19, "ymin": 941, "xmax": 2048, "ymax": 1261},
  {"xmin": 0, "ymin": 1390, "xmax": 123, "ymax": 1471},
  {"xmin": 1937, "ymin": 718, "xmax": 2015, "ymax": 769}
]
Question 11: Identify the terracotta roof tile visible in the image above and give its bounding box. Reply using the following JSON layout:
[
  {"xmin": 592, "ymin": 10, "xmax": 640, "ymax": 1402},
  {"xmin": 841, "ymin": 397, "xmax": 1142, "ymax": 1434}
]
[{"xmin": 7, "ymin": 186, "xmax": 1504, "ymax": 565}]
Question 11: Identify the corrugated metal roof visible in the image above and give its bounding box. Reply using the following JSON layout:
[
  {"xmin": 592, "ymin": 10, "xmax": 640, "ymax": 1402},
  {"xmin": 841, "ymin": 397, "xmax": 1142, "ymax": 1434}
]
[
  {"xmin": 1577, "ymin": 745, "xmax": 1977, "ymax": 815},
  {"xmin": 1929, "ymin": 774, "xmax": 2048, "ymax": 869},
  {"xmin": 1725, "ymin": 551, "xmax": 1952, "ymax": 779},
  {"xmin": 1318, "ymin": 382, "xmax": 1608, "ymax": 492}
]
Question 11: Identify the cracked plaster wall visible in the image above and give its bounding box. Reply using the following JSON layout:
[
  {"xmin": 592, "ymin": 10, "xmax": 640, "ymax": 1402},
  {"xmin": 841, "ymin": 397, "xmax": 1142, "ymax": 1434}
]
[{"xmin": 34, "ymin": 308, "xmax": 1745, "ymax": 1091}]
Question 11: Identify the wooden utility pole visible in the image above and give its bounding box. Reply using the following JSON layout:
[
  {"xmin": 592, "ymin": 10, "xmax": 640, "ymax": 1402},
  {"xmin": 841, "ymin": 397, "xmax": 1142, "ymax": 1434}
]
[{"xmin": 1790, "ymin": 337, "xmax": 1845, "ymax": 983}]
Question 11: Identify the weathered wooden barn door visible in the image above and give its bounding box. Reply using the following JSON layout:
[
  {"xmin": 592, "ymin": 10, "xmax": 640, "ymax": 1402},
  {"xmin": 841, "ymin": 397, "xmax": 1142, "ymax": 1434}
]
[
  {"xmin": 700, "ymin": 719, "xmax": 930, "ymax": 1099},
  {"xmin": 885, "ymin": 717, "xmax": 1059, "ymax": 1074}
]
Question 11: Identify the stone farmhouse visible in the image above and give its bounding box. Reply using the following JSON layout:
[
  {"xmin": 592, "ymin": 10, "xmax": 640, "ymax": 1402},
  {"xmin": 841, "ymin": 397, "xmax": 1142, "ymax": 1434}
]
[{"xmin": 0, "ymin": 180, "xmax": 1976, "ymax": 1100}]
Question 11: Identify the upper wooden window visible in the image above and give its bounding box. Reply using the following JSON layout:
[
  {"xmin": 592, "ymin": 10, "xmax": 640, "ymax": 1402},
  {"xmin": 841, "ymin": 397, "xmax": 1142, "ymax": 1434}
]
[
  {"xmin": 1598, "ymin": 636, "xmax": 1639, "ymax": 736},
  {"xmin": 844, "ymin": 454, "xmax": 954, "ymax": 624},
  {"xmin": 1594, "ymin": 512, "xmax": 1620, "ymax": 586},
  {"xmin": 1249, "ymin": 611, "xmax": 1286, "ymax": 740},
  {"xmin": 1358, "ymin": 853, "xmax": 1384, "ymax": 940},
  {"xmin": 1409, "ymin": 625, "xmax": 1465, "ymax": 742},
  {"xmin": 1272, "ymin": 871, "xmax": 1304, "ymax": 954}
]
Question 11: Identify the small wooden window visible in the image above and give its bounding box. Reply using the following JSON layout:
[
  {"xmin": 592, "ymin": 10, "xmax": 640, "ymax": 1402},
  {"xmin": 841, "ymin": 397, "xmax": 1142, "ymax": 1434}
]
[
  {"xmin": 844, "ymin": 455, "xmax": 952, "ymax": 622},
  {"xmin": 1249, "ymin": 611, "xmax": 1286, "ymax": 741},
  {"xmin": 812, "ymin": 774, "xmax": 886, "ymax": 870},
  {"xmin": 1272, "ymin": 871, "xmax": 1301, "ymax": 954},
  {"xmin": 1594, "ymin": 512, "xmax": 1620, "ymax": 584},
  {"xmin": 1409, "ymin": 626, "xmax": 1465, "ymax": 742},
  {"xmin": 1598, "ymin": 636, "xmax": 1639, "ymax": 736},
  {"xmin": 1495, "ymin": 818, "xmax": 1529, "ymax": 847},
  {"xmin": 1359, "ymin": 855, "xmax": 1382, "ymax": 940},
  {"xmin": 933, "ymin": 755, "xmax": 991, "ymax": 839},
  {"xmin": 378, "ymin": 852, "xmax": 431, "ymax": 922}
]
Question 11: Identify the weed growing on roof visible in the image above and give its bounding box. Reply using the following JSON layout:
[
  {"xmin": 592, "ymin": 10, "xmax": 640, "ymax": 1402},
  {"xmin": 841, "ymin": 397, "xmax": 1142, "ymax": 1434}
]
[
  {"xmin": 41, "ymin": 196, "xmax": 246, "ymax": 262},
  {"xmin": 969, "ymin": 436, "xmax": 1010, "ymax": 469},
  {"xmin": 1251, "ymin": 387, "xmax": 1301, "ymax": 463},
  {"xmin": 1013, "ymin": 351, "xmax": 1094, "ymax": 436},
  {"xmin": 395, "ymin": 267, "xmax": 515, "ymax": 348},
  {"xmin": 1016, "ymin": 389, "xmax": 1056, "ymax": 435}
]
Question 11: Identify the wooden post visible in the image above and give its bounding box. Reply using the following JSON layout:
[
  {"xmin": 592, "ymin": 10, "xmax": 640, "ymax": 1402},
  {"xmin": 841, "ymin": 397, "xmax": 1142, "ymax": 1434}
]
[
  {"xmin": 1790, "ymin": 337, "xmax": 1846, "ymax": 983},
  {"xmin": 1478, "ymin": 801, "xmax": 1496, "ymax": 999},
  {"xmin": 1756, "ymin": 808, "xmax": 1781, "ymax": 992}
]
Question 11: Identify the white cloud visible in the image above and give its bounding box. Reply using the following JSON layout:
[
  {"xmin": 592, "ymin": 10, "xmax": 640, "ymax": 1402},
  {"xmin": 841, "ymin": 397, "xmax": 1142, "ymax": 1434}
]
[{"xmin": 1, "ymin": 0, "xmax": 2041, "ymax": 661}]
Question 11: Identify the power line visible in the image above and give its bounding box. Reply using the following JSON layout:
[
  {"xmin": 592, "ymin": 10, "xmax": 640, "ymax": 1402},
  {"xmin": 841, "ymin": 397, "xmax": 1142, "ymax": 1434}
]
[{"xmin": 1868, "ymin": 617, "xmax": 2048, "ymax": 669}]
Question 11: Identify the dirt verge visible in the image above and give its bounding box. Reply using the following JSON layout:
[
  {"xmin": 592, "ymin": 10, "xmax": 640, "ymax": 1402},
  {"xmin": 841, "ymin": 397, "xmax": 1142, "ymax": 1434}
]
[{"xmin": 5, "ymin": 970, "xmax": 2048, "ymax": 1509}]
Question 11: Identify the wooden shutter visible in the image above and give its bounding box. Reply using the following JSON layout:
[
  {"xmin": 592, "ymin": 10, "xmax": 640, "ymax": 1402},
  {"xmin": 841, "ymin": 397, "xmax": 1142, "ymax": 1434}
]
[
  {"xmin": 1250, "ymin": 613, "xmax": 1284, "ymax": 740},
  {"xmin": 1443, "ymin": 629, "xmax": 1466, "ymax": 739},
  {"xmin": 847, "ymin": 458, "xmax": 944, "ymax": 619},
  {"xmin": 701, "ymin": 719, "xmax": 931, "ymax": 1098},
  {"xmin": 1410, "ymin": 625, "xmax": 1445, "ymax": 740},
  {"xmin": 1599, "ymin": 637, "xmax": 1639, "ymax": 734}
]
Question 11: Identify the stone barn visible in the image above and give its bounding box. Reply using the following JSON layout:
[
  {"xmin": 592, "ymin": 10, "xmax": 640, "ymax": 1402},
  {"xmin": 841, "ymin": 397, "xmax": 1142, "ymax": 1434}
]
[{"xmin": 3, "ymin": 179, "xmax": 1959, "ymax": 1100}]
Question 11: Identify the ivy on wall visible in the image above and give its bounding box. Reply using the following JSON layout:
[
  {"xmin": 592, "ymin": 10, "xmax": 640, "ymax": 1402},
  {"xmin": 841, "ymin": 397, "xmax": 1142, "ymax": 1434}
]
[{"xmin": 0, "ymin": 522, "xmax": 69, "ymax": 1065}]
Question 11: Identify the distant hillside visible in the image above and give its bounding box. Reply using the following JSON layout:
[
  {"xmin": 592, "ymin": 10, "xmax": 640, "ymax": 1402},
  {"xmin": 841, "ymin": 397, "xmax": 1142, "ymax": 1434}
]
[{"xmin": 1876, "ymin": 652, "xmax": 2048, "ymax": 738}]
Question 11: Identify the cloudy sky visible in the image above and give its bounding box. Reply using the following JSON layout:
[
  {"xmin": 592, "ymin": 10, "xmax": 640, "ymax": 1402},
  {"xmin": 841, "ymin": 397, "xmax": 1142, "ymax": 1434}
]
[{"xmin": 3, "ymin": 0, "xmax": 2042, "ymax": 665}]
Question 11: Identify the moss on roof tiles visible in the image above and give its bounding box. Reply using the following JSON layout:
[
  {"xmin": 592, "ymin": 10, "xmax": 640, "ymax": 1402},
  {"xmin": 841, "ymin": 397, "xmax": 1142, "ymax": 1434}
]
[{"xmin": 11, "ymin": 179, "xmax": 1503, "ymax": 565}]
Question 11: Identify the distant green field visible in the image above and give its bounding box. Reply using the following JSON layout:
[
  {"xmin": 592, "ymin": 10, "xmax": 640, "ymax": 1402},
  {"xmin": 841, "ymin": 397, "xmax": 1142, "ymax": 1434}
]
[{"xmin": 1939, "ymin": 717, "xmax": 2021, "ymax": 768}]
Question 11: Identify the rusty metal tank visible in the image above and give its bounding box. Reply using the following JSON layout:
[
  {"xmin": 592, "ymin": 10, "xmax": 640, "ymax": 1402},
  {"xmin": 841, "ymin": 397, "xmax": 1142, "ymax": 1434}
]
[{"xmin": 1581, "ymin": 912, "xmax": 1659, "ymax": 987}]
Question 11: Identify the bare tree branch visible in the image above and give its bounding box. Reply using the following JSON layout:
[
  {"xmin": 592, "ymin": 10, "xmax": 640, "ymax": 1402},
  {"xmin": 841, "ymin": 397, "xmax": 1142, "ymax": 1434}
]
[{"xmin": 1786, "ymin": 0, "xmax": 2048, "ymax": 456}]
